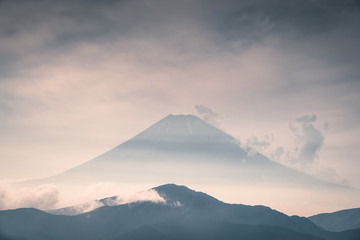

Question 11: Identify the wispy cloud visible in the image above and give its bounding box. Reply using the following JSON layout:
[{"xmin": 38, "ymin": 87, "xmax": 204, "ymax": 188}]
[
  {"xmin": 245, "ymin": 114, "xmax": 350, "ymax": 185},
  {"xmin": 288, "ymin": 114, "xmax": 325, "ymax": 168},
  {"xmin": 50, "ymin": 188, "xmax": 166, "ymax": 215}
]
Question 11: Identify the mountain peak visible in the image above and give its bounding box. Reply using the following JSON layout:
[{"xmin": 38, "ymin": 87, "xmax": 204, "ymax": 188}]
[
  {"xmin": 130, "ymin": 114, "xmax": 233, "ymax": 143},
  {"xmin": 164, "ymin": 113, "xmax": 197, "ymax": 118}
]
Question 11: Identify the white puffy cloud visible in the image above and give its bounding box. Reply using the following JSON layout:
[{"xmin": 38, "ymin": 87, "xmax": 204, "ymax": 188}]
[
  {"xmin": 0, "ymin": 180, "xmax": 167, "ymax": 214},
  {"xmin": 105, "ymin": 189, "xmax": 165, "ymax": 206},
  {"xmin": 0, "ymin": 181, "xmax": 60, "ymax": 210},
  {"xmin": 50, "ymin": 188, "xmax": 166, "ymax": 215}
]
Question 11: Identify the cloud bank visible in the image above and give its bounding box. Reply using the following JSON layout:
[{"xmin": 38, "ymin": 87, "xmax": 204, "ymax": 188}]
[{"xmin": 0, "ymin": 180, "xmax": 167, "ymax": 214}]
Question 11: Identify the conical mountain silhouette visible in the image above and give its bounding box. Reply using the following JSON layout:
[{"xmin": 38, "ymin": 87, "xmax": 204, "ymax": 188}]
[
  {"xmin": 45, "ymin": 114, "xmax": 334, "ymax": 186},
  {"xmin": 23, "ymin": 114, "xmax": 357, "ymax": 215}
]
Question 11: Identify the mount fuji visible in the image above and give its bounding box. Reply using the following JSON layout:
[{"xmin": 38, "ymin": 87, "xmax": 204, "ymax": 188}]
[
  {"xmin": 32, "ymin": 114, "xmax": 334, "ymax": 187},
  {"xmin": 23, "ymin": 114, "xmax": 358, "ymax": 214}
]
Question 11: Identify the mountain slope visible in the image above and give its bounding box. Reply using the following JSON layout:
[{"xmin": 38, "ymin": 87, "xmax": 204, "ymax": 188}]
[
  {"xmin": 31, "ymin": 114, "xmax": 346, "ymax": 188},
  {"xmin": 309, "ymin": 208, "xmax": 360, "ymax": 232}
]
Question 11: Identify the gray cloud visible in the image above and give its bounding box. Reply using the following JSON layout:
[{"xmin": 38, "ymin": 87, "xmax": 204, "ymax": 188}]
[
  {"xmin": 194, "ymin": 105, "xmax": 221, "ymax": 127},
  {"xmin": 246, "ymin": 134, "xmax": 274, "ymax": 152},
  {"xmin": 295, "ymin": 114, "xmax": 316, "ymax": 123},
  {"xmin": 288, "ymin": 114, "xmax": 325, "ymax": 168},
  {"xmin": 272, "ymin": 146, "xmax": 285, "ymax": 160},
  {"xmin": 0, "ymin": 0, "xmax": 359, "ymax": 78},
  {"xmin": 245, "ymin": 115, "xmax": 350, "ymax": 185}
]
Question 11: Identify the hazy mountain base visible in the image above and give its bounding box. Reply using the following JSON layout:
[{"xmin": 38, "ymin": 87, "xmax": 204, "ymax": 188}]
[
  {"xmin": 0, "ymin": 184, "xmax": 359, "ymax": 240},
  {"xmin": 21, "ymin": 158, "xmax": 360, "ymax": 216},
  {"xmin": 20, "ymin": 141, "xmax": 360, "ymax": 216}
]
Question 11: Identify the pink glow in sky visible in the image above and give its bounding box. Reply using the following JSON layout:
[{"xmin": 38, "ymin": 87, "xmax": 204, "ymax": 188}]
[{"xmin": 0, "ymin": 0, "xmax": 359, "ymax": 215}]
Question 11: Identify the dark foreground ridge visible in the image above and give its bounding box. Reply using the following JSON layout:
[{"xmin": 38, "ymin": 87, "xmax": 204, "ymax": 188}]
[{"xmin": 0, "ymin": 184, "xmax": 359, "ymax": 240}]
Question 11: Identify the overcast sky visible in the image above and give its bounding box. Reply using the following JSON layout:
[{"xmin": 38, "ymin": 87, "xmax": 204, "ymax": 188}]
[{"xmin": 1, "ymin": 0, "xmax": 360, "ymax": 189}]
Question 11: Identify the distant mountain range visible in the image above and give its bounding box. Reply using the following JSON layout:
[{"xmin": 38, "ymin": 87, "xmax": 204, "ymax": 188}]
[
  {"xmin": 309, "ymin": 208, "xmax": 360, "ymax": 232},
  {"xmin": 0, "ymin": 184, "xmax": 359, "ymax": 240}
]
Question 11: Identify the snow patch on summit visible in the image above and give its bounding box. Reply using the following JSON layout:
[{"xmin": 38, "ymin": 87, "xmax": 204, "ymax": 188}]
[{"xmin": 186, "ymin": 116, "xmax": 193, "ymax": 135}]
